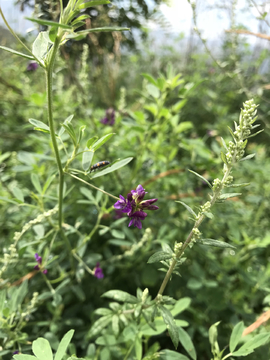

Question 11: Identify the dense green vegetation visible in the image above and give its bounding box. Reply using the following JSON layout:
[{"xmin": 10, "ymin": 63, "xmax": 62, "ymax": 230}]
[{"xmin": 0, "ymin": 1, "xmax": 270, "ymax": 359}]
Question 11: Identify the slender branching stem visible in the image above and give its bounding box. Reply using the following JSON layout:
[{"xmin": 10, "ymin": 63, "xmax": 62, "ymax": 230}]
[{"xmin": 67, "ymin": 172, "xmax": 120, "ymax": 200}]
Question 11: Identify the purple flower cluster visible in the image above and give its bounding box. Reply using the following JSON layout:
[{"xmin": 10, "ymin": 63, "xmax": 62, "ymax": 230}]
[
  {"xmin": 100, "ymin": 108, "xmax": 115, "ymax": 126},
  {"xmin": 94, "ymin": 262, "xmax": 104, "ymax": 279},
  {"xmin": 34, "ymin": 253, "xmax": 47, "ymax": 274},
  {"xmin": 26, "ymin": 61, "xmax": 38, "ymax": 72},
  {"xmin": 114, "ymin": 185, "xmax": 158, "ymax": 229}
]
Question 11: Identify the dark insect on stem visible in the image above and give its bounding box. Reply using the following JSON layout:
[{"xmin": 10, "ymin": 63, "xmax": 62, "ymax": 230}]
[{"xmin": 90, "ymin": 161, "xmax": 110, "ymax": 172}]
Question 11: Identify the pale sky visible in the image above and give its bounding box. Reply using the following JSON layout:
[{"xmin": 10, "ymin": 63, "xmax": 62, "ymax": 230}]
[{"xmin": 0, "ymin": 0, "xmax": 269, "ymax": 43}]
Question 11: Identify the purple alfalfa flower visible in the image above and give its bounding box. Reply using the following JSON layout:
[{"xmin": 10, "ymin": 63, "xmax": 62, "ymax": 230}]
[
  {"xmin": 13, "ymin": 350, "xmax": 19, "ymax": 355},
  {"xmin": 114, "ymin": 184, "xmax": 158, "ymax": 229},
  {"xmin": 100, "ymin": 108, "xmax": 115, "ymax": 126},
  {"xmin": 34, "ymin": 253, "xmax": 47, "ymax": 274},
  {"xmin": 114, "ymin": 195, "xmax": 132, "ymax": 213},
  {"xmin": 26, "ymin": 61, "xmax": 38, "ymax": 71},
  {"xmin": 128, "ymin": 210, "xmax": 147, "ymax": 230},
  {"xmin": 94, "ymin": 262, "xmax": 104, "ymax": 279}
]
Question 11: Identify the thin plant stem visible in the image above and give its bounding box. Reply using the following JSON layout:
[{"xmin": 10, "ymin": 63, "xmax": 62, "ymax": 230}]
[
  {"xmin": 72, "ymin": 252, "xmax": 94, "ymax": 275},
  {"xmin": 67, "ymin": 172, "xmax": 120, "ymax": 200},
  {"xmin": 45, "ymin": 34, "xmax": 74, "ymax": 270},
  {"xmin": 0, "ymin": 7, "xmax": 44, "ymax": 67}
]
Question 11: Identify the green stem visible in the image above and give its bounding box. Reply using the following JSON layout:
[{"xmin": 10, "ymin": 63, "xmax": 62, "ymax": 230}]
[
  {"xmin": 45, "ymin": 34, "xmax": 74, "ymax": 270},
  {"xmin": 67, "ymin": 172, "xmax": 120, "ymax": 200},
  {"xmin": 0, "ymin": 7, "xmax": 44, "ymax": 67}
]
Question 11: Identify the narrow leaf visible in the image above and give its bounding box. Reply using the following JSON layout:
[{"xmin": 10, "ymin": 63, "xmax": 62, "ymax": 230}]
[
  {"xmin": 200, "ymin": 238, "xmax": 236, "ymax": 249},
  {"xmin": 229, "ymin": 321, "xmax": 245, "ymax": 353},
  {"xmin": 91, "ymin": 133, "xmax": 114, "ymax": 151},
  {"xmin": 87, "ymin": 136, "xmax": 98, "ymax": 148},
  {"xmin": 160, "ymin": 306, "xmax": 179, "ymax": 349},
  {"xmin": 220, "ymin": 151, "xmax": 228, "ymax": 165},
  {"xmin": 29, "ymin": 119, "xmax": 50, "ymax": 131},
  {"xmin": 82, "ymin": 149, "xmax": 94, "ymax": 171},
  {"xmin": 227, "ymin": 126, "xmax": 236, "ymax": 140},
  {"xmin": 159, "ymin": 350, "xmax": 189, "ymax": 360},
  {"xmin": 218, "ymin": 193, "xmax": 241, "ymax": 200},
  {"xmin": 178, "ymin": 327, "xmax": 197, "ymax": 360},
  {"xmin": 175, "ymin": 201, "xmax": 197, "ymax": 218},
  {"xmin": 102, "ymin": 290, "xmax": 138, "ymax": 304},
  {"xmin": 25, "ymin": 17, "xmax": 72, "ymax": 29},
  {"xmin": 87, "ymin": 315, "xmax": 112, "ymax": 338},
  {"xmin": 220, "ymin": 137, "xmax": 228, "ymax": 151},
  {"xmin": 171, "ymin": 298, "xmax": 191, "ymax": 317},
  {"xmin": 31, "ymin": 173, "xmax": 42, "ymax": 194},
  {"xmin": 55, "ymin": 329, "xmax": 75, "ymax": 360},
  {"xmin": 239, "ymin": 153, "xmax": 255, "ymax": 162},
  {"xmin": 12, "ymin": 187, "xmax": 24, "ymax": 202},
  {"xmin": 32, "ymin": 31, "xmax": 52, "ymax": 61},
  {"xmin": 232, "ymin": 333, "xmax": 270, "ymax": 356},
  {"xmin": 78, "ymin": 0, "xmax": 110, "ymax": 9},
  {"xmin": 13, "ymin": 356, "xmax": 37, "ymax": 360},
  {"xmin": 141, "ymin": 73, "xmax": 157, "ymax": 86},
  {"xmin": 0, "ymin": 45, "xmax": 34, "ymax": 60},
  {"xmin": 72, "ymin": 15, "xmax": 91, "ymax": 25},
  {"xmin": 90, "ymin": 157, "xmax": 133, "ymax": 179},
  {"xmin": 147, "ymin": 251, "xmax": 173, "ymax": 264},
  {"xmin": 188, "ymin": 170, "xmax": 212, "ymax": 189},
  {"xmin": 58, "ymin": 115, "xmax": 74, "ymax": 137},
  {"xmin": 227, "ymin": 183, "xmax": 250, "ymax": 188},
  {"xmin": 246, "ymin": 129, "xmax": 264, "ymax": 139}
]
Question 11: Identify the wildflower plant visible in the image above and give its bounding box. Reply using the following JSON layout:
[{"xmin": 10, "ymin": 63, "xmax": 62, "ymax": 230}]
[{"xmin": 0, "ymin": 0, "xmax": 269, "ymax": 359}]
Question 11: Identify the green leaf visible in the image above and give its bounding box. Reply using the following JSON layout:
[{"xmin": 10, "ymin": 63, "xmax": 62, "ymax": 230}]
[
  {"xmin": 61, "ymin": 123, "xmax": 77, "ymax": 146},
  {"xmin": 160, "ymin": 306, "xmax": 179, "ymax": 349},
  {"xmin": 220, "ymin": 137, "xmax": 228, "ymax": 151},
  {"xmin": 0, "ymin": 291, "xmax": 6, "ymax": 314},
  {"xmin": 171, "ymin": 298, "xmax": 191, "ymax": 317},
  {"xmin": 0, "ymin": 45, "xmax": 34, "ymax": 60},
  {"xmin": 232, "ymin": 333, "xmax": 270, "ymax": 356},
  {"xmin": 218, "ymin": 193, "xmax": 241, "ymax": 200},
  {"xmin": 13, "ymin": 356, "xmax": 37, "ymax": 360},
  {"xmin": 227, "ymin": 126, "xmax": 236, "ymax": 140},
  {"xmin": 112, "ymin": 314, "xmax": 119, "ymax": 336},
  {"xmin": 178, "ymin": 327, "xmax": 196, "ymax": 360},
  {"xmin": 25, "ymin": 17, "xmax": 72, "ymax": 29},
  {"xmin": 91, "ymin": 133, "xmax": 114, "ymax": 151},
  {"xmin": 16, "ymin": 280, "xmax": 28, "ymax": 308},
  {"xmin": 72, "ymin": 14, "xmax": 91, "ymax": 25},
  {"xmin": 31, "ymin": 173, "xmax": 42, "ymax": 194},
  {"xmin": 240, "ymin": 153, "xmax": 255, "ymax": 161},
  {"xmin": 12, "ymin": 187, "xmax": 24, "ymax": 202},
  {"xmin": 32, "ymin": 337, "xmax": 53, "ymax": 360},
  {"xmin": 188, "ymin": 170, "xmax": 212, "ymax": 189},
  {"xmin": 67, "ymin": 27, "xmax": 129, "ymax": 38},
  {"xmin": 159, "ymin": 350, "xmax": 189, "ymax": 360},
  {"xmin": 58, "ymin": 115, "xmax": 74, "ymax": 137},
  {"xmin": 102, "ymin": 290, "xmax": 138, "ymax": 304},
  {"xmin": 135, "ymin": 336, "xmax": 142, "ymax": 360},
  {"xmin": 87, "ymin": 136, "xmax": 98, "ymax": 148},
  {"xmin": 42, "ymin": 173, "xmax": 56, "ymax": 194},
  {"xmin": 141, "ymin": 73, "xmax": 157, "ymax": 86},
  {"xmin": 32, "ymin": 31, "xmax": 53, "ymax": 62},
  {"xmin": 209, "ymin": 321, "xmax": 220, "ymax": 348},
  {"xmin": 82, "ymin": 149, "xmax": 94, "ymax": 171},
  {"xmin": 90, "ymin": 157, "xmax": 133, "ymax": 179},
  {"xmin": 78, "ymin": 0, "xmax": 110, "ymax": 9},
  {"xmin": 146, "ymin": 84, "xmax": 160, "ymax": 98},
  {"xmin": 55, "ymin": 329, "xmax": 75, "ymax": 360},
  {"xmin": 49, "ymin": 26, "xmax": 58, "ymax": 42},
  {"xmin": 228, "ymin": 183, "xmax": 250, "ymax": 188},
  {"xmin": 0, "ymin": 196, "xmax": 22, "ymax": 205},
  {"xmin": 95, "ymin": 308, "xmax": 113, "ymax": 316},
  {"xmin": 111, "ymin": 229, "xmax": 125, "ymax": 239},
  {"xmin": 29, "ymin": 118, "xmax": 50, "ymax": 131},
  {"xmin": 108, "ymin": 239, "xmax": 131, "ymax": 246},
  {"xmin": 172, "ymin": 99, "xmax": 187, "ymax": 113},
  {"xmin": 246, "ymin": 129, "xmax": 264, "ymax": 139},
  {"xmin": 220, "ymin": 151, "xmax": 228, "ymax": 165},
  {"xmin": 175, "ymin": 201, "xmax": 197, "ymax": 218},
  {"xmin": 229, "ymin": 321, "xmax": 245, "ymax": 353},
  {"xmin": 200, "ymin": 238, "xmax": 236, "ymax": 249},
  {"xmin": 87, "ymin": 315, "xmax": 112, "ymax": 338},
  {"xmin": 147, "ymin": 251, "xmax": 173, "ymax": 264}
]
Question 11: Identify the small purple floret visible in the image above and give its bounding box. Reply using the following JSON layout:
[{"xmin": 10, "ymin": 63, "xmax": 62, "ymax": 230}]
[
  {"xmin": 34, "ymin": 253, "xmax": 47, "ymax": 274},
  {"xmin": 13, "ymin": 351, "xmax": 19, "ymax": 354},
  {"xmin": 100, "ymin": 108, "xmax": 115, "ymax": 126},
  {"xmin": 114, "ymin": 184, "xmax": 158, "ymax": 229},
  {"xmin": 114, "ymin": 195, "xmax": 132, "ymax": 213},
  {"xmin": 94, "ymin": 263, "xmax": 104, "ymax": 279},
  {"xmin": 27, "ymin": 61, "xmax": 38, "ymax": 71}
]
